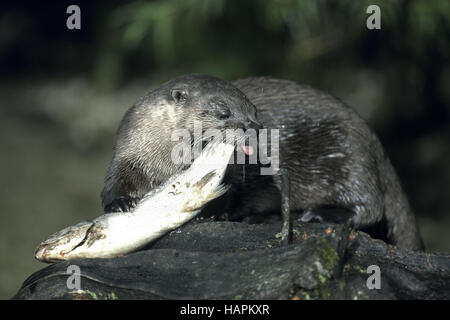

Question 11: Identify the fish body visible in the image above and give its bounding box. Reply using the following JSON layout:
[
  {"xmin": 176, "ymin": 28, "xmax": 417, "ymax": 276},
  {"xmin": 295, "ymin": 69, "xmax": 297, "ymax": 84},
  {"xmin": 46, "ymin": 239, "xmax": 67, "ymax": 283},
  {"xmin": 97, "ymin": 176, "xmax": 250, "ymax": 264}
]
[{"xmin": 35, "ymin": 141, "xmax": 235, "ymax": 262}]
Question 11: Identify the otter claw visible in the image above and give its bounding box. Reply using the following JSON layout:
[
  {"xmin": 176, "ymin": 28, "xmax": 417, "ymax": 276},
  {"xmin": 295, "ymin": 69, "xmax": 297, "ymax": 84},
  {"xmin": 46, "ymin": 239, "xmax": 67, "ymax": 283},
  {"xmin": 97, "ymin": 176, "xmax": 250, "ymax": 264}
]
[{"xmin": 104, "ymin": 196, "xmax": 139, "ymax": 213}]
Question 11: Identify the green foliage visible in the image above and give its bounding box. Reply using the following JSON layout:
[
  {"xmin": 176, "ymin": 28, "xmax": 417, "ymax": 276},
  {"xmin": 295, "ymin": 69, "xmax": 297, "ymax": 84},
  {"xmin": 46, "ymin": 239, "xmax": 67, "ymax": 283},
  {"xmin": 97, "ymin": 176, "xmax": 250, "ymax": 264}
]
[{"xmin": 86, "ymin": 0, "xmax": 450, "ymax": 92}]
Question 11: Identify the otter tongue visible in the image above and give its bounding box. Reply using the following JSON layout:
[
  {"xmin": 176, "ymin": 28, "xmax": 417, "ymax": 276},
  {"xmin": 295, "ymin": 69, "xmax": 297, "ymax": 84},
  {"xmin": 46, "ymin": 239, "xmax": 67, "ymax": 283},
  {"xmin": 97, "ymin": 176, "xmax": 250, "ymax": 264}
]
[{"xmin": 242, "ymin": 145, "xmax": 254, "ymax": 156}]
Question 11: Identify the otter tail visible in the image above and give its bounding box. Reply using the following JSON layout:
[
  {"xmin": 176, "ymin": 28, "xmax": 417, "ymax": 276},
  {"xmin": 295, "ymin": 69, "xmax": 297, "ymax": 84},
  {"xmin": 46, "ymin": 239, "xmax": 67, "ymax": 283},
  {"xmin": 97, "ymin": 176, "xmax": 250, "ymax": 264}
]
[{"xmin": 380, "ymin": 157, "xmax": 424, "ymax": 250}]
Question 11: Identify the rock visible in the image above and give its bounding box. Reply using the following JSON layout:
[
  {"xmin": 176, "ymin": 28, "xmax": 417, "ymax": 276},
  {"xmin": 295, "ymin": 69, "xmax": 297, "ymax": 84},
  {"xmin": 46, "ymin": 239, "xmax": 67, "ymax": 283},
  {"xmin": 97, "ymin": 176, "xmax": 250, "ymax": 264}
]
[{"xmin": 12, "ymin": 220, "xmax": 450, "ymax": 300}]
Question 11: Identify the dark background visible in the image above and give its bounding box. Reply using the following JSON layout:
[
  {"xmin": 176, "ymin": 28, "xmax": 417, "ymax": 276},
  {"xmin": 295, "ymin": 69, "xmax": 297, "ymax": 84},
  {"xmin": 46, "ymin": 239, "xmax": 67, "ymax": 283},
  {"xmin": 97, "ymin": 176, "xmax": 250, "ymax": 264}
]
[{"xmin": 0, "ymin": 0, "xmax": 449, "ymax": 299}]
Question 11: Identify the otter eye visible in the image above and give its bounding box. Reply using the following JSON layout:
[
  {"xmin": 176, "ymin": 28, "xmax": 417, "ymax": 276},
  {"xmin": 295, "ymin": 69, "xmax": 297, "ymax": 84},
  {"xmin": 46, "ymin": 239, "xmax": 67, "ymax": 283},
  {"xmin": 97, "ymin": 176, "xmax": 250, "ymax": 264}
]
[
  {"xmin": 171, "ymin": 89, "xmax": 188, "ymax": 103},
  {"xmin": 210, "ymin": 99, "xmax": 231, "ymax": 120},
  {"xmin": 218, "ymin": 109, "xmax": 231, "ymax": 120}
]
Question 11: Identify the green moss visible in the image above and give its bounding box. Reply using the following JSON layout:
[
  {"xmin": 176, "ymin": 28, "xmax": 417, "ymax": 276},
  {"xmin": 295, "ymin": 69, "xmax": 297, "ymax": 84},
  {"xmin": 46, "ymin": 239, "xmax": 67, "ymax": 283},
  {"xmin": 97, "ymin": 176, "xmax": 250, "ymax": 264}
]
[
  {"xmin": 318, "ymin": 284, "xmax": 331, "ymax": 299},
  {"xmin": 298, "ymin": 291, "xmax": 311, "ymax": 300},
  {"xmin": 85, "ymin": 290, "xmax": 98, "ymax": 300},
  {"xmin": 316, "ymin": 238, "xmax": 339, "ymax": 272},
  {"xmin": 316, "ymin": 274, "xmax": 327, "ymax": 284},
  {"xmin": 352, "ymin": 265, "xmax": 366, "ymax": 274},
  {"xmin": 303, "ymin": 292, "xmax": 311, "ymax": 300},
  {"xmin": 306, "ymin": 238, "xmax": 340, "ymax": 299},
  {"xmin": 82, "ymin": 289, "xmax": 117, "ymax": 300},
  {"xmin": 107, "ymin": 292, "xmax": 118, "ymax": 300}
]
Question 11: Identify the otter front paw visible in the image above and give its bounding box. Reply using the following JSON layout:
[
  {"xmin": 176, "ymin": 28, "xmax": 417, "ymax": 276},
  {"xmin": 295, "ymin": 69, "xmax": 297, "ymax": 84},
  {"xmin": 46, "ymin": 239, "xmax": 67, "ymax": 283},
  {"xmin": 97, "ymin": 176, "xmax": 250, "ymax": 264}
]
[{"xmin": 104, "ymin": 196, "xmax": 140, "ymax": 213}]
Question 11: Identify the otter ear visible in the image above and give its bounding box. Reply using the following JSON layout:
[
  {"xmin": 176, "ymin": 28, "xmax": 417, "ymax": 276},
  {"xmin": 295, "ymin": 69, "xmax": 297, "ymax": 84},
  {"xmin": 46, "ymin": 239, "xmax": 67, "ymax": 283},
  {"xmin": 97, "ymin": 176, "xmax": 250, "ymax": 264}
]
[{"xmin": 171, "ymin": 89, "xmax": 188, "ymax": 103}]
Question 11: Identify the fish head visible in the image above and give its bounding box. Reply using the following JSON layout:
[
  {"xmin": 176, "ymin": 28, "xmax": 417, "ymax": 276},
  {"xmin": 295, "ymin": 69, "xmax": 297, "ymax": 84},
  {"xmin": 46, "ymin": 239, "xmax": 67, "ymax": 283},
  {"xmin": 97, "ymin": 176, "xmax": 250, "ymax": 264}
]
[{"xmin": 34, "ymin": 221, "xmax": 93, "ymax": 263}]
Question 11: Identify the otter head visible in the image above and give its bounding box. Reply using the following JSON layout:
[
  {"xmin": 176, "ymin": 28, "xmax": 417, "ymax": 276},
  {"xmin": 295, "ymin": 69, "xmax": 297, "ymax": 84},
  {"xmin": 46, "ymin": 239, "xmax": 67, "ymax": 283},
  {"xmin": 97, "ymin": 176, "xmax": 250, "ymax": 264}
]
[
  {"xmin": 113, "ymin": 74, "xmax": 261, "ymax": 191},
  {"xmin": 166, "ymin": 74, "xmax": 261, "ymax": 155},
  {"xmin": 166, "ymin": 74, "xmax": 259, "ymax": 127}
]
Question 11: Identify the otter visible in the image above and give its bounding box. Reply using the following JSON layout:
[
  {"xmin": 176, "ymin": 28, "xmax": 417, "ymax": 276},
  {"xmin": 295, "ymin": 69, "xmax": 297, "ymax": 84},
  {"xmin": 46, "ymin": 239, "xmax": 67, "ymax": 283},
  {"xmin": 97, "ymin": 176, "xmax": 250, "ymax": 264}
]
[
  {"xmin": 101, "ymin": 75, "xmax": 260, "ymax": 211},
  {"xmin": 101, "ymin": 74, "xmax": 423, "ymax": 251}
]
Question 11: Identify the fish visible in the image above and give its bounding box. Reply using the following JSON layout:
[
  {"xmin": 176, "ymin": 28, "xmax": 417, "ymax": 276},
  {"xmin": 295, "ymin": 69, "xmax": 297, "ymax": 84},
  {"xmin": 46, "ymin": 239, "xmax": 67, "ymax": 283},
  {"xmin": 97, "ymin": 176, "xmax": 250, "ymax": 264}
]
[{"xmin": 34, "ymin": 140, "xmax": 235, "ymax": 263}]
